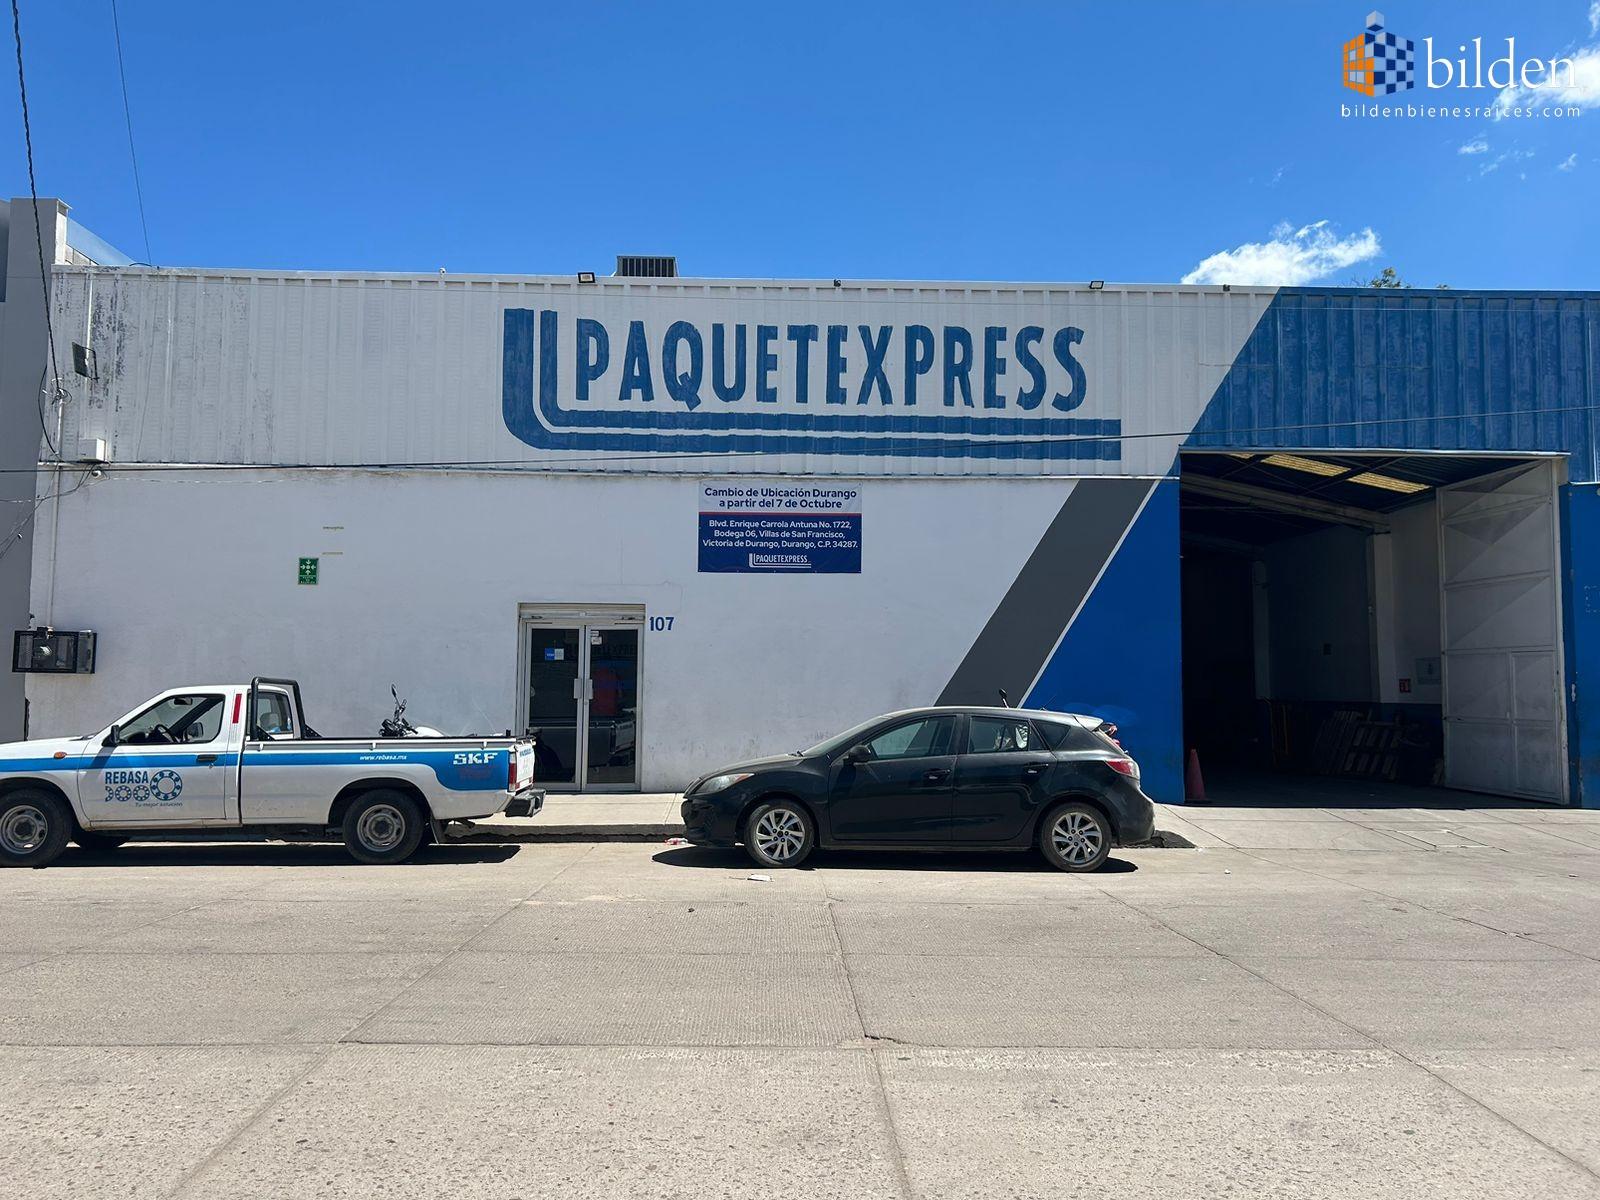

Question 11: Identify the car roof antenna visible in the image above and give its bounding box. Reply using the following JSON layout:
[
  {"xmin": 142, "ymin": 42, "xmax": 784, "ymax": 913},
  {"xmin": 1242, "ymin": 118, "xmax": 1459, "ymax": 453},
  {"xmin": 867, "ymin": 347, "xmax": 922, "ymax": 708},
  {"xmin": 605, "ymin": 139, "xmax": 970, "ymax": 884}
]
[{"xmin": 998, "ymin": 689, "xmax": 1010, "ymax": 708}]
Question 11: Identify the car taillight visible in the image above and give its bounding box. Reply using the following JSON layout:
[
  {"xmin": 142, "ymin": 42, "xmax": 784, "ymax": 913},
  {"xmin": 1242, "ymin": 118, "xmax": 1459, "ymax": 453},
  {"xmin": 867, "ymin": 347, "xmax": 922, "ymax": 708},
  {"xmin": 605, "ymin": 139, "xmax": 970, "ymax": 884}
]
[
  {"xmin": 508, "ymin": 753, "xmax": 518, "ymax": 791},
  {"xmin": 1106, "ymin": 757, "xmax": 1138, "ymax": 777}
]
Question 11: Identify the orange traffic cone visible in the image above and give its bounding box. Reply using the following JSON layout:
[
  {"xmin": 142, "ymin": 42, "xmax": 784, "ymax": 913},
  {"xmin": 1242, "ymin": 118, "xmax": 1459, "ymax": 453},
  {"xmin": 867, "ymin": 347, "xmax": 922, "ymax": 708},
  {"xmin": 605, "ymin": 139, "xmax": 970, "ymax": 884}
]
[{"xmin": 1184, "ymin": 748, "xmax": 1207, "ymax": 802}]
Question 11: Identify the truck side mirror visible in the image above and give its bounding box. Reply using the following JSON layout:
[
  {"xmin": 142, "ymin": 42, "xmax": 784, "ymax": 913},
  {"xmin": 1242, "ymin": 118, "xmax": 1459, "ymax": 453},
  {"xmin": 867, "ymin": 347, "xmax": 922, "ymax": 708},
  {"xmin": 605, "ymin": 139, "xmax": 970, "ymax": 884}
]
[{"xmin": 102, "ymin": 725, "xmax": 119, "ymax": 748}]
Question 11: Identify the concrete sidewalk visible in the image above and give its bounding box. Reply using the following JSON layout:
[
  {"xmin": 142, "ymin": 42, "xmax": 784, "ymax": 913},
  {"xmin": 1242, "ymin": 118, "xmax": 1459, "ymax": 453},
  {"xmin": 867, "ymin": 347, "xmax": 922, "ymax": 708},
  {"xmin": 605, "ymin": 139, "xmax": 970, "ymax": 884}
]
[
  {"xmin": 467, "ymin": 781, "xmax": 1600, "ymax": 853},
  {"xmin": 1156, "ymin": 797, "xmax": 1600, "ymax": 853},
  {"xmin": 468, "ymin": 793, "xmax": 685, "ymax": 841}
]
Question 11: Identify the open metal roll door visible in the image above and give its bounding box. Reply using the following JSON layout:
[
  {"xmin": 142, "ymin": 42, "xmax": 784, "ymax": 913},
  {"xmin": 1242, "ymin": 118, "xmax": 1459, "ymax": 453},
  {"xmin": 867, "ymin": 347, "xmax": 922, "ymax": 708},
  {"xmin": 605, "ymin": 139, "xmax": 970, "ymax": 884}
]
[{"xmin": 1439, "ymin": 461, "xmax": 1568, "ymax": 802}]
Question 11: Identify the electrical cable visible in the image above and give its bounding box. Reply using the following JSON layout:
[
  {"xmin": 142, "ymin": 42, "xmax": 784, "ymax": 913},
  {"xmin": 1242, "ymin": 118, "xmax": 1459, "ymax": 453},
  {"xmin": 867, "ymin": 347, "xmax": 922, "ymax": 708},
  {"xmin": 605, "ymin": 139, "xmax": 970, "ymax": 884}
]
[
  {"xmin": 0, "ymin": 398, "xmax": 1588, "ymax": 479},
  {"xmin": 108, "ymin": 0, "xmax": 152, "ymax": 265},
  {"xmin": 0, "ymin": 469, "xmax": 91, "ymax": 564},
  {"xmin": 10, "ymin": 0, "xmax": 60, "ymax": 456}
]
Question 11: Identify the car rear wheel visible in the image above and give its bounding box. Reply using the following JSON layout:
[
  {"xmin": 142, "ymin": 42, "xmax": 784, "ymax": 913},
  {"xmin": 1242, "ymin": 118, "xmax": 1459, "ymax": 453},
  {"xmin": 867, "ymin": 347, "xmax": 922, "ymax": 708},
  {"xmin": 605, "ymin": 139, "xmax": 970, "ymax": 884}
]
[
  {"xmin": 1039, "ymin": 801, "xmax": 1112, "ymax": 872},
  {"xmin": 342, "ymin": 790, "xmax": 426, "ymax": 865},
  {"xmin": 744, "ymin": 801, "xmax": 815, "ymax": 869},
  {"xmin": 0, "ymin": 790, "xmax": 71, "ymax": 868}
]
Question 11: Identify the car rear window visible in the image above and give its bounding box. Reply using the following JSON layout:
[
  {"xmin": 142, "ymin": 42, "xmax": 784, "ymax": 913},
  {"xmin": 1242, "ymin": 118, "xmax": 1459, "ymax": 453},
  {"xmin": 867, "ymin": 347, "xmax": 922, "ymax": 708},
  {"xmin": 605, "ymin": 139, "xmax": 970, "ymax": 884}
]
[{"xmin": 1032, "ymin": 719, "xmax": 1104, "ymax": 752}]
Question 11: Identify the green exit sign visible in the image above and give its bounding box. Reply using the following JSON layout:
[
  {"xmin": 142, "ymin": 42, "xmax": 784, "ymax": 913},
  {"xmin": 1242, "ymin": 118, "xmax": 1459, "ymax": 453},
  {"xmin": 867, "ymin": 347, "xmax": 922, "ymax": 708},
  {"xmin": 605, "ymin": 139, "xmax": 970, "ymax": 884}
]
[{"xmin": 297, "ymin": 557, "xmax": 319, "ymax": 586}]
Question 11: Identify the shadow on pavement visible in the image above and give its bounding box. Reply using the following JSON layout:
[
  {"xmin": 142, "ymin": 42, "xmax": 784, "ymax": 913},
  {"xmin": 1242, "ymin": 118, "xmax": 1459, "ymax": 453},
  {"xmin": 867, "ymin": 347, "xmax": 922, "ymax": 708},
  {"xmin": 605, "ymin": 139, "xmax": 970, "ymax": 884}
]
[
  {"xmin": 651, "ymin": 845, "xmax": 1137, "ymax": 874},
  {"xmin": 53, "ymin": 842, "xmax": 522, "ymax": 868}
]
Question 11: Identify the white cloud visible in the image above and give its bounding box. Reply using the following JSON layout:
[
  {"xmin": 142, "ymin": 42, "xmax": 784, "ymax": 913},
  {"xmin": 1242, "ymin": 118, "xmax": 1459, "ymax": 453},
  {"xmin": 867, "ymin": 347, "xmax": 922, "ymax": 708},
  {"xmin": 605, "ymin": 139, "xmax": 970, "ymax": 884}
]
[
  {"xmin": 1559, "ymin": 151, "xmax": 1579, "ymax": 169},
  {"xmin": 1494, "ymin": 43, "xmax": 1600, "ymax": 113},
  {"xmin": 1480, "ymin": 147, "xmax": 1536, "ymax": 175},
  {"xmin": 1458, "ymin": 138, "xmax": 1490, "ymax": 154},
  {"xmin": 1591, "ymin": 1, "xmax": 1599, "ymax": 35},
  {"xmin": 1180, "ymin": 221, "xmax": 1382, "ymax": 286}
]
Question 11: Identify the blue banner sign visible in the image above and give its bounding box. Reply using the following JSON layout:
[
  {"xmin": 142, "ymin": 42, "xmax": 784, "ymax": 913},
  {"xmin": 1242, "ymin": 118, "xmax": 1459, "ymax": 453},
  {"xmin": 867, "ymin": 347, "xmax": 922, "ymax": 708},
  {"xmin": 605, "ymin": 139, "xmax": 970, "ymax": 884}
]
[{"xmin": 698, "ymin": 484, "xmax": 862, "ymax": 574}]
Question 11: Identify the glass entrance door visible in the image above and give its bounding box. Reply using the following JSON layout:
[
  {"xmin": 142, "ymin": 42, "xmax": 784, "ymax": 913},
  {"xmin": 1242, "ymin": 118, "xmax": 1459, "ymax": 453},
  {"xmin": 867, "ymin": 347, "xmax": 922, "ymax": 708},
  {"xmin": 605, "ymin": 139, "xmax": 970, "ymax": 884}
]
[
  {"xmin": 584, "ymin": 627, "xmax": 639, "ymax": 788},
  {"xmin": 524, "ymin": 625, "xmax": 582, "ymax": 788},
  {"xmin": 519, "ymin": 614, "xmax": 642, "ymax": 792}
]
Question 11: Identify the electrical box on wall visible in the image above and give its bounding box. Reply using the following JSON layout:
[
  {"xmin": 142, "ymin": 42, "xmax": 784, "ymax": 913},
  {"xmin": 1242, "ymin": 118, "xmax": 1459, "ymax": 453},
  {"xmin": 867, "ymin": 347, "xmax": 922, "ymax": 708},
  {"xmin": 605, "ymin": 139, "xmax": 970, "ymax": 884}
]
[{"xmin": 12, "ymin": 628, "xmax": 97, "ymax": 674}]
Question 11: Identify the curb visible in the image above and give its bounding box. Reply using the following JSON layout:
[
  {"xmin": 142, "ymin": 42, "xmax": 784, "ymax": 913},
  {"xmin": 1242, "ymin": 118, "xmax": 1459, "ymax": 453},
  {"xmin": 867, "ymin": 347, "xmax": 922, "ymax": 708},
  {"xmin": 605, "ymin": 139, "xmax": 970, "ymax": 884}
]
[
  {"xmin": 446, "ymin": 821, "xmax": 1199, "ymax": 848},
  {"xmin": 452, "ymin": 822, "xmax": 682, "ymax": 843}
]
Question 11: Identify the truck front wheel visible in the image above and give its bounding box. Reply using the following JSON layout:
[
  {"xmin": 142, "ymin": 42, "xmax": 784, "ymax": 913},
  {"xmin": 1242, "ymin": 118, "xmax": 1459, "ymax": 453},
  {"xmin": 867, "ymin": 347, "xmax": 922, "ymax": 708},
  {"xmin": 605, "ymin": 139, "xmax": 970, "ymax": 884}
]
[
  {"xmin": 0, "ymin": 790, "xmax": 71, "ymax": 868},
  {"xmin": 342, "ymin": 791, "xmax": 426, "ymax": 865}
]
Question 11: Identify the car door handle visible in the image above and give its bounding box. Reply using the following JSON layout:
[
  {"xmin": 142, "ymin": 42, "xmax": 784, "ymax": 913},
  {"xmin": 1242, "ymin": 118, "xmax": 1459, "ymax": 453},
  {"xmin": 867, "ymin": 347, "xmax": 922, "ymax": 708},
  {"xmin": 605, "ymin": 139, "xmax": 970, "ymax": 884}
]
[
  {"xmin": 923, "ymin": 768, "xmax": 950, "ymax": 783},
  {"xmin": 195, "ymin": 754, "xmax": 218, "ymax": 765},
  {"xmin": 1022, "ymin": 762, "xmax": 1051, "ymax": 776}
]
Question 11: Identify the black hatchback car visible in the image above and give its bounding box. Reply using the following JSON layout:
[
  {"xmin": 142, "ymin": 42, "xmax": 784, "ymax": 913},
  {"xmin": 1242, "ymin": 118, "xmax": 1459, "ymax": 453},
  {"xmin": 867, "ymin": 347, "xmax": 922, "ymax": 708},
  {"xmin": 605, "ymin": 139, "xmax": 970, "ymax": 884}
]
[{"xmin": 680, "ymin": 706, "xmax": 1155, "ymax": 872}]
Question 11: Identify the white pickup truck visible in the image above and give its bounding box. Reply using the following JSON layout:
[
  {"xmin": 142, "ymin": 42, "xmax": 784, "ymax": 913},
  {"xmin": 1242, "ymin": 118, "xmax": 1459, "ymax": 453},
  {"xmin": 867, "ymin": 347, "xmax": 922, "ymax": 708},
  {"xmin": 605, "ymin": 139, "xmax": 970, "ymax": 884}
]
[{"xmin": 0, "ymin": 677, "xmax": 541, "ymax": 868}]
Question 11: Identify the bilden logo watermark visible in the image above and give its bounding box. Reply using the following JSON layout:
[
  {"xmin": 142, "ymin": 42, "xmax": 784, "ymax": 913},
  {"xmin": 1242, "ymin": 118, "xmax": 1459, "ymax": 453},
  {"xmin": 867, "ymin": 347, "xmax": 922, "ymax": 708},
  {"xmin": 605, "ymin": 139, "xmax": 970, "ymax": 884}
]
[{"xmin": 1339, "ymin": 11, "xmax": 1580, "ymax": 119}]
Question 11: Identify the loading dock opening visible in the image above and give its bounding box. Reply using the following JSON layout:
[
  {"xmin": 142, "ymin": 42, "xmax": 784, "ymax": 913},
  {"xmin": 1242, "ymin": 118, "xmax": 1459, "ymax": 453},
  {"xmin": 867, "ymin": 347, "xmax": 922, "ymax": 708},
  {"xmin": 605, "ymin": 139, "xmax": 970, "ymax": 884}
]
[{"xmin": 1178, "ymin": 451, "xmax": 1570, "ymax": 806}]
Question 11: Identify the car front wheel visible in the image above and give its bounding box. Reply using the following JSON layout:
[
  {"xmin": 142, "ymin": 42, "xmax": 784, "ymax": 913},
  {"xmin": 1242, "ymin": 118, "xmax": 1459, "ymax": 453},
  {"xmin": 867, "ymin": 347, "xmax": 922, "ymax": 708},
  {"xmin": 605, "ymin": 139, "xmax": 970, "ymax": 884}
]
[
  {"xmin": 744, "ymin": 801, "xmax": 815, "ymax": 869},
  {"xmin": 1039, "ymin": 801, "xmax": 1112, "ymax": 872}
]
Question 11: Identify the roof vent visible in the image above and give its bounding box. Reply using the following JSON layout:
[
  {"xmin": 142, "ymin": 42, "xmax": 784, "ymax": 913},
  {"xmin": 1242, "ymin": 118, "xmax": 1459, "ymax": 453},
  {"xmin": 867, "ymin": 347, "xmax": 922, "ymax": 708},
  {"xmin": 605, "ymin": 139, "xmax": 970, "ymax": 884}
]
[{"xmin": 614, "ymin": 255, "xmax": 677, "ymax": 278}]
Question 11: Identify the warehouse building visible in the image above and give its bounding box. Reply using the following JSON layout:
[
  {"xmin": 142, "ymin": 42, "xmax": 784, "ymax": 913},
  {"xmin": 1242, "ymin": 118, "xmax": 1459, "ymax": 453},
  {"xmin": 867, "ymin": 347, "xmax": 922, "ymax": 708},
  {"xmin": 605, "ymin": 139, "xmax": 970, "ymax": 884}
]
[{"xmin": 3, "ymin": 197, "xmax": 1597, "ymax": 806}]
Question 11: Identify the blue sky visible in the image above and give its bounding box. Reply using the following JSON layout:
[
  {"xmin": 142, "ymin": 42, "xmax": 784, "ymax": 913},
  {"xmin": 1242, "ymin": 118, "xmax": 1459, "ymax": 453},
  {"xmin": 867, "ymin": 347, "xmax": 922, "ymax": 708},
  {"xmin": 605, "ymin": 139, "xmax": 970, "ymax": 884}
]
[{"xmin": 5, "ymin": 1, "xmax": 1597, "ymax": 288}]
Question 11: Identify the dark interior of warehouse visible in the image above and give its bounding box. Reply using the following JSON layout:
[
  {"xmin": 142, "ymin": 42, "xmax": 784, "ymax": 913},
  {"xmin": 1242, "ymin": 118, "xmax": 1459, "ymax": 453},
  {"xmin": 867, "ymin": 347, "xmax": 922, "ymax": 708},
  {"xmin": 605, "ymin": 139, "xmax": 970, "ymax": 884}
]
[{"xmin": 1178, "ymin": 450, "xmax": 1551, "ymax": 801}]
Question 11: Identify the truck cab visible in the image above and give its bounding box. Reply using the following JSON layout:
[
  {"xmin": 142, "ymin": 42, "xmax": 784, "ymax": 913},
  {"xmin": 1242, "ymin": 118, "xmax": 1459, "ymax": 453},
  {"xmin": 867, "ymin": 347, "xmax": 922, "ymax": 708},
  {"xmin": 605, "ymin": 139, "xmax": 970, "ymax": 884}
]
[{"xmin": 0, "ymin": 678, "xmax": 540, "ymax": 868}]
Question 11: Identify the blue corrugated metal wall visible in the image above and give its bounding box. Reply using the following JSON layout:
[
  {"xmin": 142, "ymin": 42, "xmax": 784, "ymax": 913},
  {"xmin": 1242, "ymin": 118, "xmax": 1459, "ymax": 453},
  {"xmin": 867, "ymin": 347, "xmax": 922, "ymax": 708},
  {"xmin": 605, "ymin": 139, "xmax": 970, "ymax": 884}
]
[{"xmin": 1188, "ymin": 289, "xmax": 1600, "ymax": 483}]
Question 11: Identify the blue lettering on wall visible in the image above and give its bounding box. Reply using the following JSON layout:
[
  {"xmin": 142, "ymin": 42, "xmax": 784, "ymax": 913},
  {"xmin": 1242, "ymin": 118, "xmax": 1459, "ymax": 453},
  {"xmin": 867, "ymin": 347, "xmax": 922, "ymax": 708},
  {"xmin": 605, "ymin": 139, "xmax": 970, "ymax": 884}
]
[
  {"xmin": 756, "ymin": 325, "xmax": 779, "ymax": 403},
  {"xmin": 983, "ymin": 326, "xmax": 1007, "ymax": 410},
  {"xmin": 501, "ymin": 309, "xmax": 1117, "ymax": 461},
  {"xmin": 576, "ymin": 318, "xmax": 609, "ymax": 403},
  {"xmin": 857, "ymin": 325, "xmax": 892, "ymax": 405},
  {"xmin": 712, "ymin": 324, "xmax": 746, "ymax": 403},
  {"xmin": 825, "ymin": 325, "xmax": 849, "ymax": 405},
  {"xmin": 663, "ymin": 321, "xmax": 703, "ymax": 410},
  {"xmin": 943, "ymin": 326, "xmax": 974, "ymax": 407},
  {"xmin": 1052, "ymin": 326, "xmax": 1088, "ymax": 412},
  {"xmin": 905, "ymin": 325, "xmax": 935, "ymax": 406},
  {"xmin": 787, "ymin": 325, "xmax": 817, "ymax": 405},
  {"xmin": 619, "ymin": 320, "xmax": 655, "ymax": 404},
  {"xmin": 1014, "ymin": 326, "xmax": 1046, "ymax": 410}
]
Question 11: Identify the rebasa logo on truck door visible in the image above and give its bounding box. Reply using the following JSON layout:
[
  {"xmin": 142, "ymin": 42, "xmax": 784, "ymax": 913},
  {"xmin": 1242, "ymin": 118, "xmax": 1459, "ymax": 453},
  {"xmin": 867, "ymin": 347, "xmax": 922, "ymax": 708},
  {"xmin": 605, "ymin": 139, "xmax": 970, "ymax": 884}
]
[{"xmin": 104, "ymin": 768, "xmax": 184, "ymax": 804}]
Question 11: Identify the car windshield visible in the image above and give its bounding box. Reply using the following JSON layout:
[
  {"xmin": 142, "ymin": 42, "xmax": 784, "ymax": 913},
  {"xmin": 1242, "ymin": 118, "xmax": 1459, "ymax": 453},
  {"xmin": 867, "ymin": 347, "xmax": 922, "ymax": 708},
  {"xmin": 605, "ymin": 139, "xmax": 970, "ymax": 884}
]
[{"xmin": 801, "ymin": 715, "xmax": 897, "ymax": 759}]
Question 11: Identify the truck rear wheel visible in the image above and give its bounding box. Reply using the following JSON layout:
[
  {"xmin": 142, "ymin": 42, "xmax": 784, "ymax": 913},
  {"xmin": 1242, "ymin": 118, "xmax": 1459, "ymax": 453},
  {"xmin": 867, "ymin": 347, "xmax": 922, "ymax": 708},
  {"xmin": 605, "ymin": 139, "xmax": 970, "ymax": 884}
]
[
  {"xmin": 342, "ymin": 790, "xmax": 425, "ymax": 865},
  {"xmin": 0, "ymin": 790, "xmax": 71, "ymax": 868}
]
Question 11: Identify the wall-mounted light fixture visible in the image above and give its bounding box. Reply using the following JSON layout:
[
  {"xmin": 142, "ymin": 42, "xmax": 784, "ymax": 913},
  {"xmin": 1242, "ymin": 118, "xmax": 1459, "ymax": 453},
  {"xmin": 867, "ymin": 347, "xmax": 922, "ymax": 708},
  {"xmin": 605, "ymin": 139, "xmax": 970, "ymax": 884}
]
[
  {"xmin": 1088, "ymin": 280, "xmax": 1105, "ymax": 290},
  {"xmin": 577, "ymin": 271, "xmax": 597, "ymax": 284},
  {"xmin": 12, "ymin": 628, "xmax": 97, "ymax": 674}
]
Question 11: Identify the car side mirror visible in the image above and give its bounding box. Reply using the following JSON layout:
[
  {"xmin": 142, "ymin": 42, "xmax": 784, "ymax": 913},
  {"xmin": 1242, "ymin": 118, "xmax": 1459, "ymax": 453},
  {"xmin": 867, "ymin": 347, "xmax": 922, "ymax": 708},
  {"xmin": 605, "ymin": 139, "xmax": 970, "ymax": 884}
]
[
  {"xmin": 843, "ymin": 744, "xmax": 871, "ymax": 764},
  {"xmin": 102, "ymin": 725, "xmax": 119, "ymax": 748}
]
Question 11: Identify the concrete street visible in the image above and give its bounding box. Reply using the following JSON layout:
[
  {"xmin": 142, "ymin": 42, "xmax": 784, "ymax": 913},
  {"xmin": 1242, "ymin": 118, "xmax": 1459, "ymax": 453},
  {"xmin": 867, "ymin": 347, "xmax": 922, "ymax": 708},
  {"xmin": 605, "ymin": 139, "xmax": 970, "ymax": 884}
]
[{"xmin": 6, "ymin": 814, "xmax": 1600, "ymax": 1198}]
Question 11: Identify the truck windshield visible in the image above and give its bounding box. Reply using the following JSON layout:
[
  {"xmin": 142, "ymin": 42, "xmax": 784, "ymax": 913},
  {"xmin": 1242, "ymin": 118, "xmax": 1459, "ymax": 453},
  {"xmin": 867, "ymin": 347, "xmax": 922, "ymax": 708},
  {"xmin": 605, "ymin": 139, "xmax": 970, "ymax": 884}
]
[{"xmin": 120, "ymin": 694, "xmax": 225, "ymax": 745}]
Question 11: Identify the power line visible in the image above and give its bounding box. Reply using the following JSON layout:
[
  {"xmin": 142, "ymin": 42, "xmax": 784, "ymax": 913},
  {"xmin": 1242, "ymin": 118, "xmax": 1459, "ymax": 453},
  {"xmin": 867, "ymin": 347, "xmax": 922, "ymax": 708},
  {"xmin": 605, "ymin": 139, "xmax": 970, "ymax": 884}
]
[
  {"xmin": 0, "ymin": 469, "xmax": 91, "ymax": 564},
  {"xmin": 107, "ymin": 0, "xmax": 152, "ymax": 265},
  {"xmin": 10, "ymin": 0, "xmax": 60, "ymax": 457},
  {"xmin": 0, "ymin": 397, "xmax": 1583, "ymax": 480}
]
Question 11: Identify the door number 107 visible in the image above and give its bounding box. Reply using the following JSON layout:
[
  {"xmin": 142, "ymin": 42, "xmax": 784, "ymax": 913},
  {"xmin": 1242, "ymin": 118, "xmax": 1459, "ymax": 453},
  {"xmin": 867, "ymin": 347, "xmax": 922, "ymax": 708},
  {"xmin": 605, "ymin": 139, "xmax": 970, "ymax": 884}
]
[{"xmin": 648, "ymin": 616, "xmax": 675, "ymax": 632}]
